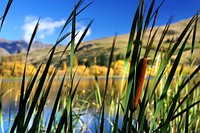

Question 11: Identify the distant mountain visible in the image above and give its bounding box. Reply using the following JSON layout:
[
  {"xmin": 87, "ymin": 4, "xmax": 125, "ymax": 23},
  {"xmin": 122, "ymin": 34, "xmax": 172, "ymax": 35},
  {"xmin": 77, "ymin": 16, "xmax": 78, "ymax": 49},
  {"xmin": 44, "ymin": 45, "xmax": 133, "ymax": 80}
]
[{"xmin": 0, "ymin": 38, "xmax": 51, "ymax": 54}]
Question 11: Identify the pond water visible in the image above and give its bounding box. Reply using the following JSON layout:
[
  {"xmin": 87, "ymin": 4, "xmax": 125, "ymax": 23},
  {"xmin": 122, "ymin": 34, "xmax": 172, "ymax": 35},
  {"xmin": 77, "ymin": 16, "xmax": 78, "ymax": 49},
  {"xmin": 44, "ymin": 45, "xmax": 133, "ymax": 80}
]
[
  {"xmin": 0, "ymin": 77, "xmax": 124, "ymax": 132},
  {"xmin": 0, "ymin": 76, "xmax": 198, "ymax": 132}
]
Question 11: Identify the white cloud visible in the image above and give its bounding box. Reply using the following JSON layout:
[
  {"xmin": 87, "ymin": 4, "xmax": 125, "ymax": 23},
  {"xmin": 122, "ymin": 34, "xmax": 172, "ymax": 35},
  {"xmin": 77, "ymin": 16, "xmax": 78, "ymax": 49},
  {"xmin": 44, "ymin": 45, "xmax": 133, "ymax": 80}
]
[
  {"xmin": 22, "ymin": 15, "xmax": 92, "ymax": 43},
  {"xmin": 75, "ymin": 25, "xmax": 91, "ymax": 44},
  {"xmin": 22, "ymin": 16, "xmax": 65, "ymax": 42}
]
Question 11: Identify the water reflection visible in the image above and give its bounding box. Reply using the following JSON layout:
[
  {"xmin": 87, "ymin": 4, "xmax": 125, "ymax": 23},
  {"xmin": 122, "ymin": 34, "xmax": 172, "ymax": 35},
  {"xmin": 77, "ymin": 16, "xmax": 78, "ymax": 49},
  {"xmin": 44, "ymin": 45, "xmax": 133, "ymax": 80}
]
[
  {"xmin": 0, "ymin": 77, "xmax": 121, "ymax": 107},
  {"xmin": 0, "ymin": 76, "xmax": 194, "ymax": 132},
  {"xmin": 0, "ymin": 77, "xmax": 123, "ymax": 132}
]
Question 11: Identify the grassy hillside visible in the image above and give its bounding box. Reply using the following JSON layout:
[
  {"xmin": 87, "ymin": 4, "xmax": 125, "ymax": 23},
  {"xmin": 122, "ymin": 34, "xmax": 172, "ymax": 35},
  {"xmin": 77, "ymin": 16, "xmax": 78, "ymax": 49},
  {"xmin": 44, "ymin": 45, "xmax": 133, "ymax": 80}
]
[{"xmin": 11, "ymin": 17, "xmax": 200, "ymax": 66}]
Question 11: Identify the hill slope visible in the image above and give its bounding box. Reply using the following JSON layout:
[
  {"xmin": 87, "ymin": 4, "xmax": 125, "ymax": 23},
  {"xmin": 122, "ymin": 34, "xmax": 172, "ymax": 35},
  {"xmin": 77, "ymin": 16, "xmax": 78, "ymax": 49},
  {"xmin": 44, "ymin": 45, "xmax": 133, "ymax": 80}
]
[{"xmin": 1, "ymin": 17, "xmax": 200, "ymax": 65}]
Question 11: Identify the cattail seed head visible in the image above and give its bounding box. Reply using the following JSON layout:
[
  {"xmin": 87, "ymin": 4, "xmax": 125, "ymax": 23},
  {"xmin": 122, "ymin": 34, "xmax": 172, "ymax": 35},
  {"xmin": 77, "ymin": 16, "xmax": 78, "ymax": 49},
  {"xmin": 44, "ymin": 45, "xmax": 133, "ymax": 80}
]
[{"xmin": 134, "ymin": 57, "xmax": 147, "ymax": 110}]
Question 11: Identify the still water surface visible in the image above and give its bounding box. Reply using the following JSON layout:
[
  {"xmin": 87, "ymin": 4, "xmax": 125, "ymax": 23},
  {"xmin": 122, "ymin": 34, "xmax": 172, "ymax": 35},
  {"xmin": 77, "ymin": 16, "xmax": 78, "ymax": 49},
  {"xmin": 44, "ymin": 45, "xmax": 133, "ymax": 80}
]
[{"xmin": 0, "ymin": 77, "xmax": 123, "ymax": 132}]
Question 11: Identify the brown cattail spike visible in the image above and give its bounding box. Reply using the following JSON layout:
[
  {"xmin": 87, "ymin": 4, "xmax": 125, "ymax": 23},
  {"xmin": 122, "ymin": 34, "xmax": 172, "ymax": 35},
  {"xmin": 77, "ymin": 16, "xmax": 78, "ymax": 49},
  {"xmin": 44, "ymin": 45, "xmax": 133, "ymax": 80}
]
[{"xmin": 134, "ymin": 57, "xmax": 147, "ymax": 110}]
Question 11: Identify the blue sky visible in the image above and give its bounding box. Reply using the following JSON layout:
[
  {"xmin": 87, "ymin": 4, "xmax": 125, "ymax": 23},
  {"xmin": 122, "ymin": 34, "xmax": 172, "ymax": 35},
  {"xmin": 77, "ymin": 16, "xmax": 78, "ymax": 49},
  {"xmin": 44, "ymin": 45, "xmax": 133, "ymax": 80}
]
[{"xmin": 0, "ymin": 0, "xmax": 200, "ymax": 44}]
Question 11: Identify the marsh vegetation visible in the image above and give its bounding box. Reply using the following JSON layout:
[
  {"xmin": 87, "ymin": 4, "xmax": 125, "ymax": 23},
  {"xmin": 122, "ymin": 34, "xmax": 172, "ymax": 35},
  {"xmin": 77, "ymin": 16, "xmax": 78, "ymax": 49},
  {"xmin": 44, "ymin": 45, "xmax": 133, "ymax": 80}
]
[{"xmin": 0, "ymin": 0, "xmax": 200, "ymax": 132}]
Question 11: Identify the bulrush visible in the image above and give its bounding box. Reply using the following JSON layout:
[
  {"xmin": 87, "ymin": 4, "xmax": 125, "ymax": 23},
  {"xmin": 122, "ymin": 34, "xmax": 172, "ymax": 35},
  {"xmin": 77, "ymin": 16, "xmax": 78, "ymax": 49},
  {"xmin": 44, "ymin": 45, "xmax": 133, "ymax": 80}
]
[{"xmin": 134, "ymin": 57, "xmax": 147, "ymax": 110}]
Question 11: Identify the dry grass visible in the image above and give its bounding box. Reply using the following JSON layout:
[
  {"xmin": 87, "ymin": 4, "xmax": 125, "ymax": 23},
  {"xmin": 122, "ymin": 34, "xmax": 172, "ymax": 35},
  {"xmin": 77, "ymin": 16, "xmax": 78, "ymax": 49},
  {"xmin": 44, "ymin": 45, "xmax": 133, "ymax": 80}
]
[{"xmin": 16, "ymin": 17, "xmax": 200, "ymax": 66}]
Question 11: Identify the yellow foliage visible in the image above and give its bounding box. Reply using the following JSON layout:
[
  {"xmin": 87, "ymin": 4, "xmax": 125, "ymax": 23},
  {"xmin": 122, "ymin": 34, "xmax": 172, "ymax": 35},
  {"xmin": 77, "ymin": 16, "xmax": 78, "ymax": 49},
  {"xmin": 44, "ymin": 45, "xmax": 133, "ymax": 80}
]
[
  {"xmin": 111, "ymin": 60, "xmax": 130, "ymax": 76},
  {"xmin": 90, "ymin": 65, "xmax": 113, "ymax": 76},
  {"xmin": 62, "ymin": 61, "xmax": 67, "ymax": 71},
  {"xmin": 1, "ymin": 69, "xmax": 12, "ymax": 77},
  {"xmin": 66, "ymin": 65, "xmax": 90, "ymax": 76},
  {"xmin": 0, "ymin": 61, "xmax": 36, "ymax": 77}
]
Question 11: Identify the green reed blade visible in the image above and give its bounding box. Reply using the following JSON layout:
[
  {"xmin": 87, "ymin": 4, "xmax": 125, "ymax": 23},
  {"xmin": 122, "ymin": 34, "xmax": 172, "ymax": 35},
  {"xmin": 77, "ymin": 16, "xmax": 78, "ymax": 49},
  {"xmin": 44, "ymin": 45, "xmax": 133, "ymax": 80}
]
[
  {"xmin": 29, "ymin": 63, "xmax": 61, "ymax": 132},
  {"xmin": 128, "ymin": 0, "xmax": 144, "ymax": 112},
  {"xmin": 152, "ymin": 16, "xmax": 173, "ymax": 65},
  {"xmin": 20, "ymin": 18, "xmax": 39, "ymax": 121},
  {"xmin": 185, "ymin": 85, "xmax": 190, "ymax": 133},
  {"xmin": 100, "ymin": 105, "xmax": 105, "ymax": 133},
  {"xmin": 71, "ymin": 67, "xmax": 87, "ymax": 101},
  {"xmin": 70, "ymin": 3, "xmax": 76, "ymax": 83},
  {"xmin": 143, "ymin": 0, "xmax": 165, "ymax": 37},
  {"xmin": 113, "ymin": 100, "xmax": 120, "ymax": 133},
  {"xmin": 56, "ymin": 106, "xmax": 68, "ymax": 133},
  {"xmin": 121, "ymin": 1, "xmax": 145, "ymax": 131},
  {"xmin": 22, "ymin": 48, "xmax": 56, "ymax": 132},
  {"xmin": 189, "ymin": 110, "xmax": 200, "ymax": 128},
  {"xmin": 137, "ymin": 76, "xmax": 151, "ymax": 132},
  {"xmin": 154, "ymin": 68, "xmax": 200, "ymax": 131},
  {"xmin": 0, "ymin": 0, "xmax": 13, "ymax": 31},
  {"xmin": 9, "ymin": 19, "xmax": 40, "ymax": 133},
  {"xmin": 151, "ymin": 27, "xmax": 193, "ymax": 131},
  {"xmin": 58, "ymin": 0, "xmax": 93, "ymax": 40},
  {"xmin": 170, "ymin": 100, "xmax": 200, "ymax": 121},
  {"xmin": 142, "ymin": 0, "xmax": 155, "ymax": 36},
  {"xmin": 68, "ymin": 5, "xmax": 77, "ymax": 133},
  {"xmin": 144, "ymin": 27, "xmax": 159, "ymax": 58},
  {"xmin": 57, "ymin": 0, "xmax": 82, "ymax": 39},
  {"xmin": 175, "ymin": 79, "xmax": 200, "ymax": 113},
  {"xmin": 74, "ymin": 19, "xmax": 94, "ymax": 52},
  {"xmin": 173, "ymin": 65, "xmax": 200, "ymax": 112},
  {"xmin": 119, "ymin": 0, "xmax": 139, "ymax": 98},
  {"xmin": 121, "ymin": 0, "xmax": 140, "ymax": 117},
  {"xmin": 124, "ymin": 1, "xmax": 146, "ymax": 132},
  {"xmin": 10, "ymin": 64, "xmax": 42, "ymax": 133},
  {"xmin": 46, "ymin": 72, "xmax": 66, "ymax": 132},
  {"xmin": 148, "ymin": 14, "xmax": 197, "ymax": 105},
  {"xmin": 100, "ymin": 34, "xmax": 117, "ymax": 133},
  {"xmin": 94, "ymin": 75, "xmax": 102, "ymax": 106},
  {"xmin": 103, "ymin": 34, "xmax": 117, "ymax": 104},
  {"xmin": 191, "ymin": 12, "xmax": 198, "ymax": 62}
]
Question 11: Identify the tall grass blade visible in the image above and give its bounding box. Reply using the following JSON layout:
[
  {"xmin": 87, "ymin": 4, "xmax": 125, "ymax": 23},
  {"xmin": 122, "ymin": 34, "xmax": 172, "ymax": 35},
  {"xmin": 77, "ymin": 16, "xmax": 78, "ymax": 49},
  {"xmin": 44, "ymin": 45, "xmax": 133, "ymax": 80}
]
[
  {"xmin": 100, "ymin": 34, "xmax": 117, "ymax": 133},
  {"xmin": 152, "ymin": 16, "xmax": 173, "ymax": 65},
  {"xmin": 138, "ymin": 77, "xmax": 151, "ymax": 132},
  {"xmin": 19, "ymin": 18, "xmax": 40, "ymax": 132},
  {"xmin": 142, "ymin": 0, "xmax": 155, "ymax": 36},
  {"xmin": 174, "ymin": 77, "xmax": 200, "ymax": 113},
  {"xmin": 58, "ymin": 0, "xmax": 93, "ymax": 40},
  {"xmin": 171, "ymin": 100, "xmax": 200, "ymax": 121},
  {"xmin": 67, "ymin": 5, "xmax": 77, "ymax": 133},
  {"xmin": 74, "ymin": 19, "xmax": 94, "ymax": 52},
  {"xmin": 120, "ymin": 0, "xmax": 139, "ymax": 98},
  {"xmin": 191, "ymin": 12, "xmax": 198, "ymax": 62},
  {"xmin": 153, "ymin": 66, "xmax": 200, "ymax": 132},
  {"xmin": 10, "ymin": 19, "xmax": 40, "ymax": 133},
  {"xmin": 71, "ymin": 68, "xmax": 86, "ymax": 101},
  {"xmin": 46, "ymin": 69, "xmax": 66, "ymax": 132},
  {"xmin": 121, "ymin": 3, "xmax": 140, "ymax": 131},
  {"xmin": 0, "ymin": 0, "xmax": 13, "ymax": 31},
  {"xmin": 28, "ymin": 64, "xmax": 61, "ymax": 132},
  {"xmin": 143, "ymin": 0, "xmax": 165, "ymax": 37},
  {"xmin": 185, "ymin": 85, "xmax": 190, "ymax": 133},
  {"xmin": 70, "ymin": 4, "xmax": 76, "ymax": 82},
  {"xmin": 94, "ymin": 75, "xmax": 102, "ymax": 106},
  {"xmin": 113, "ymin": 101, "xmax": 120, "ymax": 133},
  {"xmin": 46, "ymin": 80, "xmax": 64, "ymax": 131},
  {"xmin": 22, "ymin": 47, "xmax": 56, "ymax": 132},
  {"xmin": 151, "ymin": 25, "xmax": 193, "ymax": 131},
  {"xmin": 148, "ymin": 14, "xmax": 197, "ymax": 106},
  {"xmin": 56, "ymin": 106, "xmax": 68, "ymax": 133}
]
